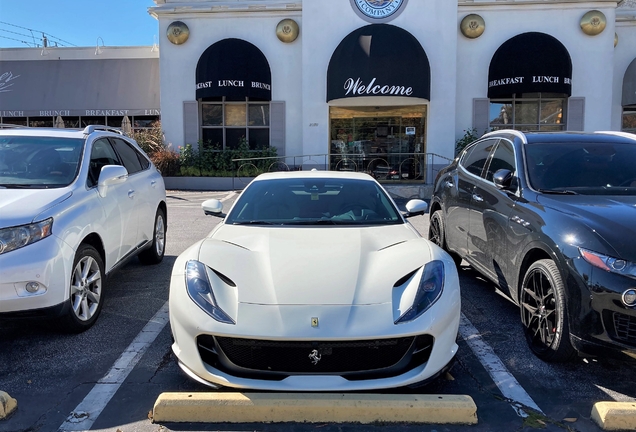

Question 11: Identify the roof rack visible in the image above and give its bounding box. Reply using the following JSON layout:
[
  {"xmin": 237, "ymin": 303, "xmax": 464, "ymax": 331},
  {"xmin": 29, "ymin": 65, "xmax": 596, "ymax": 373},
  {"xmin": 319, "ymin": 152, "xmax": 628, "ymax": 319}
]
[
  {"xmin": 594, "ymin": 131, "xmax": 636, "ymax": 141},
  {"xmin": 82, "ymin": 125, "xmax": 124, "ymax": 135},
  {"xmin": 482, "ymin": 129, "xmax": 528, "ymax": 144}
]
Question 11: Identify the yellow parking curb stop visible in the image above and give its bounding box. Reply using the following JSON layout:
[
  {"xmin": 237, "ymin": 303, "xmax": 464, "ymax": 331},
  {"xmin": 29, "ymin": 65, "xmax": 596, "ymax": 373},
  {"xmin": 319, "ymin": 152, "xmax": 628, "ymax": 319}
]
[
  {"xmin": 152, "ymin": 392, "xmax": 477, "ymax": 424},
  {"xmin": 592, "ymin": 402, "xmax": 636, "ymax": 430},
  {"xmin": 0, "ymin": 391, "xmax": 17, "ymax": 420}
]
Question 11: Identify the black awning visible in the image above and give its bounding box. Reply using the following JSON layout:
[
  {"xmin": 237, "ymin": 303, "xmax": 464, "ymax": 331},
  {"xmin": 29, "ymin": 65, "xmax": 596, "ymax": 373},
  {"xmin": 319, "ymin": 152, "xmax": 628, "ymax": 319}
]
[
  {"xmin": 195, "ymin": 38, "xmax": 271, "ymax": 101},
  {"xmin": 623, "ymin": 57, "xmax": 636, "ymax": 107},
  {"xmin": 488, "ymin": 32, "xmax": 572, "ymax": 98},
  {"xmin": 327, "ymin": 24, "xmax": 430, "ymax": 102}
]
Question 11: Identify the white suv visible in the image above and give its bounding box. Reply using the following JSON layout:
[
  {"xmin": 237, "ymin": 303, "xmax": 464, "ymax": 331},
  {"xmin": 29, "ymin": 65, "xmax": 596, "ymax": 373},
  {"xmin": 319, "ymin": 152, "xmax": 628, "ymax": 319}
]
[{"xmin": 0, "ymin": 125, "xmax": 167, "ymax": 331}]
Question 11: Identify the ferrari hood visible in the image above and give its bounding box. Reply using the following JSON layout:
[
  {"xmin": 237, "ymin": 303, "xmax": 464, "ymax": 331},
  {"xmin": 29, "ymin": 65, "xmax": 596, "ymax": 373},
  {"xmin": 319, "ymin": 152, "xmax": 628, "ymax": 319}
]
[{"xmin": 197, "ymin": 224, "xmax": 432, "ymax": 306}]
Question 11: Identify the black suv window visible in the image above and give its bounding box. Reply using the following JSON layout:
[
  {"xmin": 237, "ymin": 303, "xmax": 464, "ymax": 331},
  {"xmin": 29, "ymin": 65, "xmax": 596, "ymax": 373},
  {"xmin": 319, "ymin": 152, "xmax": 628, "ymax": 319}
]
[
  {"xmin": 111, "ymin": 138, "xmax": 144, "ymax": 175},
  {"xmin": 461, "ymin": 139, "xmax": 498, "ymax": 177},
  {"xmin": 485, "ymin": 140, "xmax": 515, "ymax": 182},
  {"xmin": 89, "ymin": 138, "xmax": 120, "ymax": 188}
]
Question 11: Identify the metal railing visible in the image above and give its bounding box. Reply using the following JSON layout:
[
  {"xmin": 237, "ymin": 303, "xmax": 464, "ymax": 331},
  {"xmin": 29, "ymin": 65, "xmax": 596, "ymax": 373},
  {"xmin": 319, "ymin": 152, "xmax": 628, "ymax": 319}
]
[{"xmin": 231, "ymin": 152, "xmax": 453, "ymax": 185}]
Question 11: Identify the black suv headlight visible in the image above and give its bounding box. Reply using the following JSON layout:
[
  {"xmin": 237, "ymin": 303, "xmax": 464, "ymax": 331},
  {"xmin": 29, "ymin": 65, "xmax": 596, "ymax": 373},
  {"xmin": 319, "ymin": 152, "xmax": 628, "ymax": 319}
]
[{"xmin": 580, "ymin": 248, "xmax": 636, "ymax": 278}]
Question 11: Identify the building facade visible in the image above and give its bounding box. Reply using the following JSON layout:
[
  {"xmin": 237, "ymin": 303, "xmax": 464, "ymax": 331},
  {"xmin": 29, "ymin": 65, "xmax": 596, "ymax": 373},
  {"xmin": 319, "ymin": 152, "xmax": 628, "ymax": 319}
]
[
  {"xmin": 0, "ymin": 46, "xmax": 160, "ymax": 133},
  {"xmin": 2, "ymin": 1, "xmax": 635, "ymax": 180}
]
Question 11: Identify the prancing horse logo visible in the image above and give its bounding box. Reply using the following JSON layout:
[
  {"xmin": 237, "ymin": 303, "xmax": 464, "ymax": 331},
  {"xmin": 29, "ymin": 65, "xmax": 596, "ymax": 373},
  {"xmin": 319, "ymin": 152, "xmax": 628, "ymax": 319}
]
[{"xmin": 308, "ymin": 349, "xmax": 322, "ymax": 365}]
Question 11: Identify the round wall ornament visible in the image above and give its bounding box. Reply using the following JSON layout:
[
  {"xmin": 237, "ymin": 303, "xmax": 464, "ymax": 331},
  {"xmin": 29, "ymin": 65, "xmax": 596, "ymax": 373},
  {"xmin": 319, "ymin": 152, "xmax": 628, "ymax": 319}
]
[
  {"xmin": 167, "ymin": 21, "xmax": 190, "ymax": 45},
  {"xmin": 350, "ymin": 0, "xmax": 408, "ymax": 24},
  {"xmin": 580, "ymin": 10, "xmax": 606, "ymax": 36},
  {"xmin": 460, "ymin": 14, "xmax": 485, "ymax": 39},
  {"xmin": 276, "ymin": 19, "xmax": 299, "ymax": 43}
]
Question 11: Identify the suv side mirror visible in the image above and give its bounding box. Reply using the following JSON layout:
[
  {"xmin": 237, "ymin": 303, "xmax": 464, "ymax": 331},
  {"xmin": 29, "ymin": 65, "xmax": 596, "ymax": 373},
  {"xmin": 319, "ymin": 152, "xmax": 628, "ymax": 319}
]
[
  {"xmin": 493, "ymin": 169, "xmax": 515, "ymax": 190},
  {"xmin": 97, "ymin": 165, "xmax": 128, "ymax": 197}
]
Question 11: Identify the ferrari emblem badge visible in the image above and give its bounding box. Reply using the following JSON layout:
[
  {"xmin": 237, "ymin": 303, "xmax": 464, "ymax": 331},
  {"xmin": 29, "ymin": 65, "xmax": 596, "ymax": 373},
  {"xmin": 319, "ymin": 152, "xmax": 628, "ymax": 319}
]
[
  {"xmin": 311, "ymin": 317, "xmax": 319, "ymax": 327},
  {"xmin": 309, "ymin": 349, "xmax": 322, "ymax": 365}
]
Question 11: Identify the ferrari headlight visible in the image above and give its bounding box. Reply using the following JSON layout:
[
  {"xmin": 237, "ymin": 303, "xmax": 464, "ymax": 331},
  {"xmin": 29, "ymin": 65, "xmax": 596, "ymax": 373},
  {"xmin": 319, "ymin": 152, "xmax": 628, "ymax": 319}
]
[
  {"xmin": 0, "ymin": 218, "xmax": 53, "ymax": 256},
  {"xmin": 580, "ymin": 248, "xmax": 636, "ymax": 278},
  {"xmin": 185, "ymin": 260, "xmax": 235, "ymax": 324},
  {"xmin": 395, "ymin": 260, "xmax": 445, "ymax": 324}
]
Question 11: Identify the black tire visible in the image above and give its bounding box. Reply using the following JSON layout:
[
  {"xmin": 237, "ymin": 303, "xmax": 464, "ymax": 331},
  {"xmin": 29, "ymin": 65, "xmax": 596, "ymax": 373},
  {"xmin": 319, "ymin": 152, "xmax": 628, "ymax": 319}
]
[
  {"xmin": 59, "ymin": 244, "xmax": 105, "ymax": 333},
  {"xmin": 428, "ymin": 210, "xmax": 462, "ymax": 267},
  {"xmin": 139, "ymin": 207, "xmax": 166, "ymax": 265},
  {"xmin": 520, "ymin": 259, "xmax": 576, "ymax": 362}
]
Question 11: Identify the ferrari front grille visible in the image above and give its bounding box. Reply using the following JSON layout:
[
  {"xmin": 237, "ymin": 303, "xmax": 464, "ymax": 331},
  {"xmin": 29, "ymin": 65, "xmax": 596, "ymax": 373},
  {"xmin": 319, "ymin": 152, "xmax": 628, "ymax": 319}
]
[{"xmin": 197, "ymin": 334, "xmax": 434, "ymax": 380}]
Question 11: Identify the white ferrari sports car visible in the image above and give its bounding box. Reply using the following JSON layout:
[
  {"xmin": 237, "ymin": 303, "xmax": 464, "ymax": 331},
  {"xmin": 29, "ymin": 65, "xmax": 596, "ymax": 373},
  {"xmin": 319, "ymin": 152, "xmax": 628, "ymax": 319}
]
[{"xmin": 169, "ymin": 171, "xmax": 460, "ymax": 391}]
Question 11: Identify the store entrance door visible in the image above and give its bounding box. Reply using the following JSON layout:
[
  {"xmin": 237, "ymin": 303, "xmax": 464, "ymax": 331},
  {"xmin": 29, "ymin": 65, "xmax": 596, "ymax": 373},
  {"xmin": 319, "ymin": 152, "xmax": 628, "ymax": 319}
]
[{"xmin": 329, "ymin": 105, "xmax": 427, "ymax": 181}]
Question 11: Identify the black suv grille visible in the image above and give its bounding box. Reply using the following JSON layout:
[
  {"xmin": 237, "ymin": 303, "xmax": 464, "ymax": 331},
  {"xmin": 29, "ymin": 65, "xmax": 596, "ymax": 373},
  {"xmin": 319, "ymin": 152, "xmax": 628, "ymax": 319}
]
[
  {"xmin": 612, "ymin": 312, "xmax": 636, "ymax": 345},
  {"xmin": 197, "ymin": 334, "xmax": 434, "ymax": 381}
]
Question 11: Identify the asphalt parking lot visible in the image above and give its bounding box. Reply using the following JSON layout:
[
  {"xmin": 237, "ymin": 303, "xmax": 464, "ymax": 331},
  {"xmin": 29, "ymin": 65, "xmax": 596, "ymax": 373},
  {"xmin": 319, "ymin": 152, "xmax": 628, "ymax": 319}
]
[{"xmin": 1, "ymin": 190, "xmax": 636, "ymax": 432}]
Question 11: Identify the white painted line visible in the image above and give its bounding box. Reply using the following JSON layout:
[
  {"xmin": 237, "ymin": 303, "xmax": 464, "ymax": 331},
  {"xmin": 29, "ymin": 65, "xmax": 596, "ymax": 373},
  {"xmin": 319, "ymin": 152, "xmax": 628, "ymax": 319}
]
[
  {"xmin": 459, "ymin": 313, "xmax": 543, "ymax": 417},
  {"xmin": 58, "ymin": 191, "xmax": 236, "ymax": 431},
  {"xmin": 58, "ymin": 302, "xmax": 170, "ymax": 432}
]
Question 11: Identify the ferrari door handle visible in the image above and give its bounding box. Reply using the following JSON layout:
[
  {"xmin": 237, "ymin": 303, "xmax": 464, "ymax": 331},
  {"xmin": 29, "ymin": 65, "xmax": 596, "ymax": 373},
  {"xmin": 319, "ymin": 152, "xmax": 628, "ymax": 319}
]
[
  {"xmin": 151, "ymin": 180, "xmax": 157, "ymax": 188},
  {"xmin": 444, "ymin": 179, "xmax": 454, "ymax": 188},
  {"xmin": 128, "ymin": 190, "xmax": 136, "ymax": 199},
  {"xmin": 472, "ymin": 194, "xmax": 484, "ymax": 202}
]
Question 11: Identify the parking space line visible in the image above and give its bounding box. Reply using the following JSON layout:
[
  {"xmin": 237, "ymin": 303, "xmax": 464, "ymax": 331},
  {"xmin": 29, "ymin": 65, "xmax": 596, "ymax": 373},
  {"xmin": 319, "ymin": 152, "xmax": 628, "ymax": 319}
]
[
  {"xmin": 58, "ymin": 191, "xmax": 237, "ymax": 432},
  {"xmin": 58, "ymin": 303, "xmax": 170, "ymax": 432},
  {"xmin": 459, "ymin": 313, "xmax": 542, "ymax": 417}
]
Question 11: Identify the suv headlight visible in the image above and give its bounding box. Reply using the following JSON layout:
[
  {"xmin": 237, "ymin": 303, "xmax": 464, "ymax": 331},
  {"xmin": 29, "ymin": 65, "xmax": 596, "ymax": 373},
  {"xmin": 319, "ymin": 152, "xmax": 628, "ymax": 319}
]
[
  {"xmin": 395, "ymin": 260, "xmax": 445, "ymax": 324},
  {"xmin": 580, "ymin": 248, "xmax": 636, "ymax": 278},
  {"xmin": 0, "ymin": 218, "xmax": 53, "ymax": 255},
  {"xmin": 185, "ymin": 260, "xmax": 235, "ymax": 324}
]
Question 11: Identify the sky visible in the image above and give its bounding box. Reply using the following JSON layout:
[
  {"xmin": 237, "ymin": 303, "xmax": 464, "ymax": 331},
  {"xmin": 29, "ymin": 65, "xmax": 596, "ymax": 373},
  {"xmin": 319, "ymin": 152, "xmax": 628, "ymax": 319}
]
[{"xmin": 0, "ymin": 0, "xmax": 158, "ymax": 49}]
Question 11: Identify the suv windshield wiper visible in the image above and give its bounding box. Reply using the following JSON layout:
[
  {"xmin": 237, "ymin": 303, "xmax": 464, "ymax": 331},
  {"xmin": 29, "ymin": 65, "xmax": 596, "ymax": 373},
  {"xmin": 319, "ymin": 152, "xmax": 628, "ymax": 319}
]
[{"xmin": 536, "ymin": 188, "xmax": 578, "ymax": 195}]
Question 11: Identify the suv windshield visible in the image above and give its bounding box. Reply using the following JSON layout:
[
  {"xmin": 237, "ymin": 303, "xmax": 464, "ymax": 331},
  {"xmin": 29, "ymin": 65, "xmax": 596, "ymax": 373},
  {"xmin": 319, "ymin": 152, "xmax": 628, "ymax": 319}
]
[
  {"xmin": 226, "ymin": 178, "xmax": 403, "ymax": 226},
  {"xmin": 0, "ymin": 136, "xmax": 83, "ymax": 188},
  {"xmin": 525, "ymin": 141, "xmax": 636, "ymax": 195}
]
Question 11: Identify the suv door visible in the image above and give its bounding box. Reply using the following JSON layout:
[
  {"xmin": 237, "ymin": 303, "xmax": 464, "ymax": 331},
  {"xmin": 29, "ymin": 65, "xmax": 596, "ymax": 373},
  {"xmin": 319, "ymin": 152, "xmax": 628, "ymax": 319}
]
[
  {"xmin": 445, "ymin": 139, "xmax": 497, "ymax": 259},
  {"xmin": 469, "ymin": 139, "xmax": 517, "ymax": 285},
  {"xmin": 88, "ymin": 138, "xmax": 137, "ymax": 267},
  {"xmin": 109, "ymin": 137, "xmax": 161, "ymax": 246}
]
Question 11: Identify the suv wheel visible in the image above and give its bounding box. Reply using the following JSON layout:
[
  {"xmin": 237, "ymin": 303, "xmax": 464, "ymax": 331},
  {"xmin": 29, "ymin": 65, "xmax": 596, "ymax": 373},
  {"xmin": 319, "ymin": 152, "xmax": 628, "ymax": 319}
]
[
  {"xmin": 60, "ymin": 244, "xmax": 104, "ymax": 332},
  {"xmin": 428, "ymin": 210, "xmax": 462, "ymax": 267},
  {"xmin": 138, "ymin": 208, "xmax": 166, "ymax": 265},
  {"xmin": 520, "ymin": 259, "xmax": 576, "ymax": 362}
]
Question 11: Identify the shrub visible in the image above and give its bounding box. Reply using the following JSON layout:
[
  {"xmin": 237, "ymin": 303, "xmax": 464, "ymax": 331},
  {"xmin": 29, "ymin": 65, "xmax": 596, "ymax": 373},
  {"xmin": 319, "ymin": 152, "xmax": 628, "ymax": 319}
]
[
  {"xmin": 150, "ymin": 149, "xmax": 180, "ymax": 176},
  {"xmin": 455, "ymin": 128, "xmax": 481, "ymax": 156},
  {"xmin": 178, "ymin": 138, "xmax": 278, "ymax": 177},
  {"xmin": 131, "ymin": 121, "xmax": 165, "ymax": 156}
]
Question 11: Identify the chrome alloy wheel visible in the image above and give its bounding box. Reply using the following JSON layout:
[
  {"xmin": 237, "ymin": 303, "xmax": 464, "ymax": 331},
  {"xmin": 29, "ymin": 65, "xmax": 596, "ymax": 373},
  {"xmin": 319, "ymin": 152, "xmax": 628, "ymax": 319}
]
[
  {"xmin": 70, "ymin": 255, "xmax": 102, "ymax": 322},
  {"xmin": 154, "ymin": 213, "xmax": 166, "ymax": 257}
]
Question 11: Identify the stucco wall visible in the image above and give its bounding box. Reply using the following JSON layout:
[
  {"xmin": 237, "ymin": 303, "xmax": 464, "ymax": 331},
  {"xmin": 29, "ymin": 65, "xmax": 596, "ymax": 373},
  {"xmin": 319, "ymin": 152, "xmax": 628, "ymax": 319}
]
[
  {"xmin": 155, "ymin": 10, "xmax": 303, "ymax": 153},
  {"xmin": 301, "ymin": 0, "xmax": 458, "ymax": 160},
  {"xmin": 456, "ymin": 2, "xmax": 616, "ymax": 141}
]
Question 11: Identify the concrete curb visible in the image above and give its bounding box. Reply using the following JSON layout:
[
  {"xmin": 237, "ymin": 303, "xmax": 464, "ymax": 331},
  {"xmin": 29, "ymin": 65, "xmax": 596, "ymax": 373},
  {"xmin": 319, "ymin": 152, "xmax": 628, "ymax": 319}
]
[
  {"xmin": 152, "ymin": 392, "xmax": 477, "ymax": 424},
  {"xmin": 592, "ymin": 402, "xmax": 636, "ymax": 431},
  {"xmin": 0, "ymin": 391, "xmax": 17, "ymax": 420}
]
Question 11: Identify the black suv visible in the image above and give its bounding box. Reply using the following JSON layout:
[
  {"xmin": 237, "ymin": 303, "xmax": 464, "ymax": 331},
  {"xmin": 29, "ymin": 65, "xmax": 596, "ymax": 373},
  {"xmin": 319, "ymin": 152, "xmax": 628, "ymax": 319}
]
[{"xmin": 429, "ymin": 130, "xmax": 636, "ymax": 362}]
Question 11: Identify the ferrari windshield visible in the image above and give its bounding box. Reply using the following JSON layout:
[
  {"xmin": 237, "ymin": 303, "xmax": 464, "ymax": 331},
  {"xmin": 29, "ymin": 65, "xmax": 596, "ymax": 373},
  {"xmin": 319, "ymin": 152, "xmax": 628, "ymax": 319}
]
[
  {"xmin": 0, "ymin": 136, "xmax": 83, "ymax": 188},
  {"xmin": 226, "ymin": 177, "xmax": 403, "ymax": 225},
  {"xmin": 525, "ymin": 141, "xmax": 636, "ymax": 195}
]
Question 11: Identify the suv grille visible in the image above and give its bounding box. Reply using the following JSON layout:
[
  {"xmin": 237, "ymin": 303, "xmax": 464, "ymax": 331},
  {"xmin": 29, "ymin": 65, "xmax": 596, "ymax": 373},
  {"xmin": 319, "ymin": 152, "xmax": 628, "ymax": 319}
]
[
  {"xmin": 197, "ymin": 334, "xmax": 433, "ymax": 380},
  {"xmin": 611, "ymin": 312, "xmax": 636, "ymax": 345}
]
